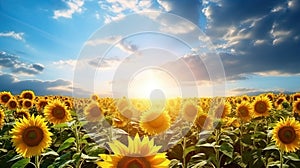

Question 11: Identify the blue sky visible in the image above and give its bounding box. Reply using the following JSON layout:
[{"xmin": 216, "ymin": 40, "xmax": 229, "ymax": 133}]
[{"xmin": 0, "ymin": 0, "xmax": 300, "ymax": 97}]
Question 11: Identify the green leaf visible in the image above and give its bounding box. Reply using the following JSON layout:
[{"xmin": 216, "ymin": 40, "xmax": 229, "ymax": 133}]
[
  {"xmin": 7, "ymin": 155, "xmax": 22, "ymax": 162},
  {"xmin": 241, "ymin": 134, "xmax": 252, "ymax": 145},
  {"xmin": 81, "ymin": 153, "xmax": 99, "ymax": 160},
  {"xmin": 41, "ymin": 150, "xmax": 59, "ymax": 157},
  {"xmin": 284, "ymin": 153, "xmax": 300, "ymax": 161},
  {"xmin": 197, "ymin": 142, "xmax": 216, "ymax": 148},
  {"xmin": 52, "ymin": 123, "xmax": 68, "ymax": 129},
  {"xmin": 183, "ymin": 146, "xmax": 196, "ymax": 158},
  {"xmin": 57, "ymin": 137, "xmax": 75, "ymax": 153},
  {"xmin": 191, "ymin": 160, "xmax": 207, "ymax": 168},
  {"xmin": 220, "ymin": 143, "xmax": 233, "ymax": 158},
  {"xmin": 11, "ymin": 158, "xmax": 30, "ymax": 168},
  {"xmin": 263, "ymin": 144, "xmax": 277, "ymax": 151}
]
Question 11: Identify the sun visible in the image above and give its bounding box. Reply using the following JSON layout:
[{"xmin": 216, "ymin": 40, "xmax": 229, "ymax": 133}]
[{"xmin": 128, "ymin": 68, "xmax": 181, "ymax": 99}]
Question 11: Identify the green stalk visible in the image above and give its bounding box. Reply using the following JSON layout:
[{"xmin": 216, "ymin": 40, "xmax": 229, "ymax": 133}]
[
  {"xmin": 35, "ymin": 155, "xmax": 40, "ymax": 168},
  {"xmin": 279, "ymin": 150, "xmax": 283, "ymax": 168}
]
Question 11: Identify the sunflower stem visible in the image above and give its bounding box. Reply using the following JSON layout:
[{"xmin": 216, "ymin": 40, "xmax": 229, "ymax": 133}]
[
  {"xmin": 35, "ymin": 155, "xmax": 40, "ymax": 168},
  {"xmin": 279, "ymin": 150, "xmax": 283, "ymax": 168},
  {"xmin": 240, "ymin": 121, "xmax": 243, "ymax": 162},
  {"xmin": 182, "ymin": 136, "xmax": 187, "ymax": 168}
]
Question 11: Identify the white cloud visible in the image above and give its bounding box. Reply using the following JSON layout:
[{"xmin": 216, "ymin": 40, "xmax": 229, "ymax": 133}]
[
  {"xmin": 53, "ymin": 59, "xmax": 77, "ymax": 68},
  {"xmin": 0, "ymin": 31, "xmax": 24, "ymax": 41},
  {"xmin": 85, "ymin": 36, "xmax": 122, "ymax": 46},
  {"xmin": 159, "ymin": 20, "xmax": 196, "ymax": 34},
  {"xmin": 157, "ymin": 0, "xmax": 172, "ymax": 12},
  {"xmin": 53, "ymin": 0, "xmax": 84, "ymax": 19}
]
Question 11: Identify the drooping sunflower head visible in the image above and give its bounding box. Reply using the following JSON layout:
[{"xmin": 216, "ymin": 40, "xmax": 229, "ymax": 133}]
[
  {"xmin": 181, "ymin": 100, "xmax": 198, "ymax": 122},
  {"xmin": 22, "ymin": 99, "xmax": 34, "ymax": 109},
  {"xmin": 139, "ymin": 108, "xmax": 171, "ymax": 136},
  {"xmin": 0, "ymin": 109, "xmax": 5, "ymax": 129},
  {"xmin": 293, "ymin": 99, "xmax": 300, "ymax": 114},
  {"xmin": 97, "ymin": 134, "xmax": 170, "ymax": 168},
  {"xmin": 6, "ymin": 98, "xmax": 19, "ymax": 110},
  {"xmin": 44, "ymin": 99, "xmax": 72, "ymax": 124},
  {"xmin": 0, "ymin": 91, "xmax": 12, "ymax": 105},
  {"xmin": 10, "ymin": 115, "xmax": 52, "ymax": 158},
  {"xmin": 20, "ymin": 90, "xmax": 35, "ymax": 100},
  {"xmin": 14, "ymin": 108, "xmax": 30, "ymax": 120},
  {"xmin": 236, "ymin": 101, "xmax": 253, "ymax": 122},
  {"xmin": 272, "ymin": 117, "xmax": 300, "ymax": 153},
  {"xmin": 252, "ymin": 96, "xmax": 272, "ymax": 118},
  {"xmin": 84, "ymin": 101, "xmax": 103, "ymax": 122}
]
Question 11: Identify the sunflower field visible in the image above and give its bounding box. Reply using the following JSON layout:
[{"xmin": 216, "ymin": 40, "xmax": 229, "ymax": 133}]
[{"xmin": 1, "ymin": 90, "xmax": 300, "ymax": 168}]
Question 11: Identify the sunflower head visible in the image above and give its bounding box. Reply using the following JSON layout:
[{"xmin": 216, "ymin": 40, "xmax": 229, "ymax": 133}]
[
  {"xmin": 20, "ymin": 90, "xmax": 35, "ymax": 100},
  {"xmin": 10, "ymin": 115, "xmax": 52, "ymax": 158},
  {"xmin": 22, "ymin": 99, "xmax": 34, "ymax": 109},
  {"xmin": 214, "ymin": 101, "xmax": 232, "ymax": 119},
  {"xmin": 236, "ymin": 101, "xmax": 253, "ymax": 122},
  {"xmin": 90, "ymin": 94, "xmax": 99, "ymax": 101},
  {"xmin": 252, "ymin": 96, "xmax": 272, "ymax": 118},
  {"xmin": 6, "ymin": 98, "xmax": 19, "ymax": 110},
  {"xmin": 139, "ymin": 108, "xmax": 171, "ymax": 136},
  {"xmin": 272, "ymin": 117, "xmax": 300, "ymax": 153},
  {"xmin": 275, "ymin": 96, "xmax": 287, "ymax": 110},
  {"xmin": 84, "ymin": 101, "xmax": 103, "ymax": 122},
  {"xmin": 224, "ymin": 117, "xmax": 240, "ymax": 128},
  {"xmin": 14, "ymin": 108, "xmax": 30, "ymax": 120},
  {"xmin": 182, "ymin": 100, "xmax": 198, "ymax": 122},
  {"xmin": 97, "ymin": 134, "xmax": 170, "ymax": 168},
  {"xmin": 293, "ymin": 99, "xmax": 300, "ymax": 114},
  {"xmin": 0, "ymin": 109, "xmax": 5, "ymax": 129},
  {"xmin": 44, "ymin": 99, "xmax": 72, "ymax": 124},
  {"xmin": 36, "ymin": 98, "xmax": 48, "ymax": 112},
  {"xmin": 293, "ymin": 93, "xmax": 300, "ymax": 102},
  {"xmin": 194, "ymin": 112, "xmax": 212, "ymax": 130},
  {"xmin": 0, "ymin": 91, "xmax": 13, "ymax": 105}
]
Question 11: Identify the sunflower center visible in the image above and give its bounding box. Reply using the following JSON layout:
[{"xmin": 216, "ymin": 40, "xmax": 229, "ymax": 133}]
[
  {"xmin": 24, "ymin": 93, "xmax": 33, "ymax": 100},
  {"xmin": 90, "ymin": 106, "xmax": 101, "ymax": 117},
  {"xmin": 22, "ymin": 126, "xmax": 44, "ymax": 147},
  {"xmin": 277, "ymin": 98, "xmax": 284, "ymax": 105},
  {"xmin": 24, "ymin": 101, "xmax": 32, "ymax": 108},
  {"xmin": 254, "ymin": 101, "xmax": 267, "ymax": 114},
  {"xmin": 296, "ymin": 102, "xmax": 300, "ymax": 111},
  {"xmin": 9, "ymin": 100, "xmax": 17, "ymax": 108},
  {"xmin": 117, "ymin": 156, "xmax": 151, "ymax": 168},
  {"xmin": 147, "ymin": 114, "xmax": 165, "ymax": 128},
  {"xmin": 239, "ymin": 106, "xmax": 249, "ymax": 117},
  {"xmin": 278, "ymin": 126, "xmax": 296, "ymax": 144},
  {"xmin": 1, "ymin": 94, "xmax": 10, "ymax": 103},
  {"xmin": 52, "ymin": 106, "xmax": 66, "ymax": 119}
]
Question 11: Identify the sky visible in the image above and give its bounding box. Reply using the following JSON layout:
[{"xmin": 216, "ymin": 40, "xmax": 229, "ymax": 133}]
[{"xmin": 0, "ymin": 0, "xmax": 300, "ymax": 98}]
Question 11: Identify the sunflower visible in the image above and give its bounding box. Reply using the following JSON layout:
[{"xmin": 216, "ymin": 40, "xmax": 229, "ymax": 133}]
[
  {"xmin": 90, "ymin": 94, "xmax": 99, "ymax": 101},
  {"xmin": 252, "ymin": 96, "xmax": 272, "ymax": 118},
  {"xmin": 22, "ymin": 99, "xmax": 34, "ymax": 109},
  {"xmin": 84, "ymin": 102, "xmax": 103, "ymax": 122},
  {"xmin": 36, "ymin": 98, "xmax": 48, "ymax": 112},
  {"xmin": 44, "ymin": 99, "xmax": 71, "ymax": 124},
  {"xmin": 139, "ymin": 109, "xmax": 171, "ymax": 135},
  {"xmin": 272, "ymin": 117, "xmax": 300, "ymax": 153},
  {"xmin": 293, "ymin": 99, "xmax": 300, "ymax": 114},
  {"xmin": 266, "ymin": 92, "xmax": 275, "ymax": 102},
  {"xmin": 0, "ymin": 109, "xmax": 5, "ymax": 129},
  {"xmin": 97, "ymin": 134, "xmax": 170, "ymax": 168},
  {"xmin": 20, "ymin": 90, "xmax": 35, "ymax": 100},
  {"xmin": 224, "ymin": 117, "xmax": 240, "ymax": 128},
  {"xmin": 10, "ymin": 115, "xmax": 52, "ymax": 158},
  {"xmin": 194, "ymin": 112, "xmax": 212, "ymax": 129},
  {"xmin": 293, "ymin": 93, "xmax": 300, "ymax": 102},
  {"xmin": 64, "ymin": 99, "xmax": 73, "ymax": 109},
  {"xmin": 214, "ymin": 101, "xmax": 232, "ymax": 119},
  {"xmin": 0, "ymin": 91, "xmax": 12, "ymax": 105},
  {"xmin": 236, "ymin": 101, "xmax": 253, "ymax": 122},
  {"xmin": 182, "ymin": 100, "xmax": 198, "ymax": 122},
  {"xmin": 275, "ymin": 96, "xmax": 287, "ymax": 110},
  {"xmin": 14, "ymin": 108, "xmax": 30, "ymax": 120},
  {"xmin": 6, "ymin": 98, "xmax": 19, "ymax": 110},
  {"xmin": 241, "ymin": 95, "xmax": 250, "ymax": 102}
]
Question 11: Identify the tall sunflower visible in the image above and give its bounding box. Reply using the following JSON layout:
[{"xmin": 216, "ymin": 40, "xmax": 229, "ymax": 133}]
[
  {"xmin": 236, "ymin": 101, "xmax": 253, "ymax": 122},
  {"xmin": 20, "ymin": 90, "xmax": 35, "ymax": 100},
  {"xmin": 35, "ymin": 98, "xmax": 48, "ymax": 112},
  {"xmin": 214, "ymin": 101, "xmax": 232, "ymax": 119},
  {"xmin": 44, "ymin": 99, "xmax": 71, "ymax": 124},
  {"xmin": 252, "ymin": 96, "xmax": 272, "ymax": 118},
  {"xmin": 84, "ymin": 102, "xmax": 103, "ymax": 122},
  {"xmin": 22, "ymin": 99, "xmax": 34, "ymax": 109},
  {"xmin": 10, "ymin": 115, "xmax": 52, "ymax": 158},
  {"xmin": 293, "ymin": 99, "xmax": 300, "ymax": 114},
  {"xmin": 272, "ymin": 117, "xmax": 300, "ymax": 152},
  {"xmin": 139, "ymin": 109, "xmax": 171, "ymax": 135},
  {"xmin": 275, "ymin": 96, "xmax": 287, "ymax": 110},
  {"xmin": 0, "ymin": 109, "xmax": 5, "ymax": 129},
  {"xmin": 0, "ymin": 91, "xmax": 12, "ymax": 105},
  {"xmin": 194, "ymin": 112, "xmax": 212, "ymax": 130},
  {"xmin": 293, "ymin": 93, "xmax": 300, "ymax": 102},
  {"xmin": 97, "ymin": 134, "xmax": 170, "ymax": 168}
]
